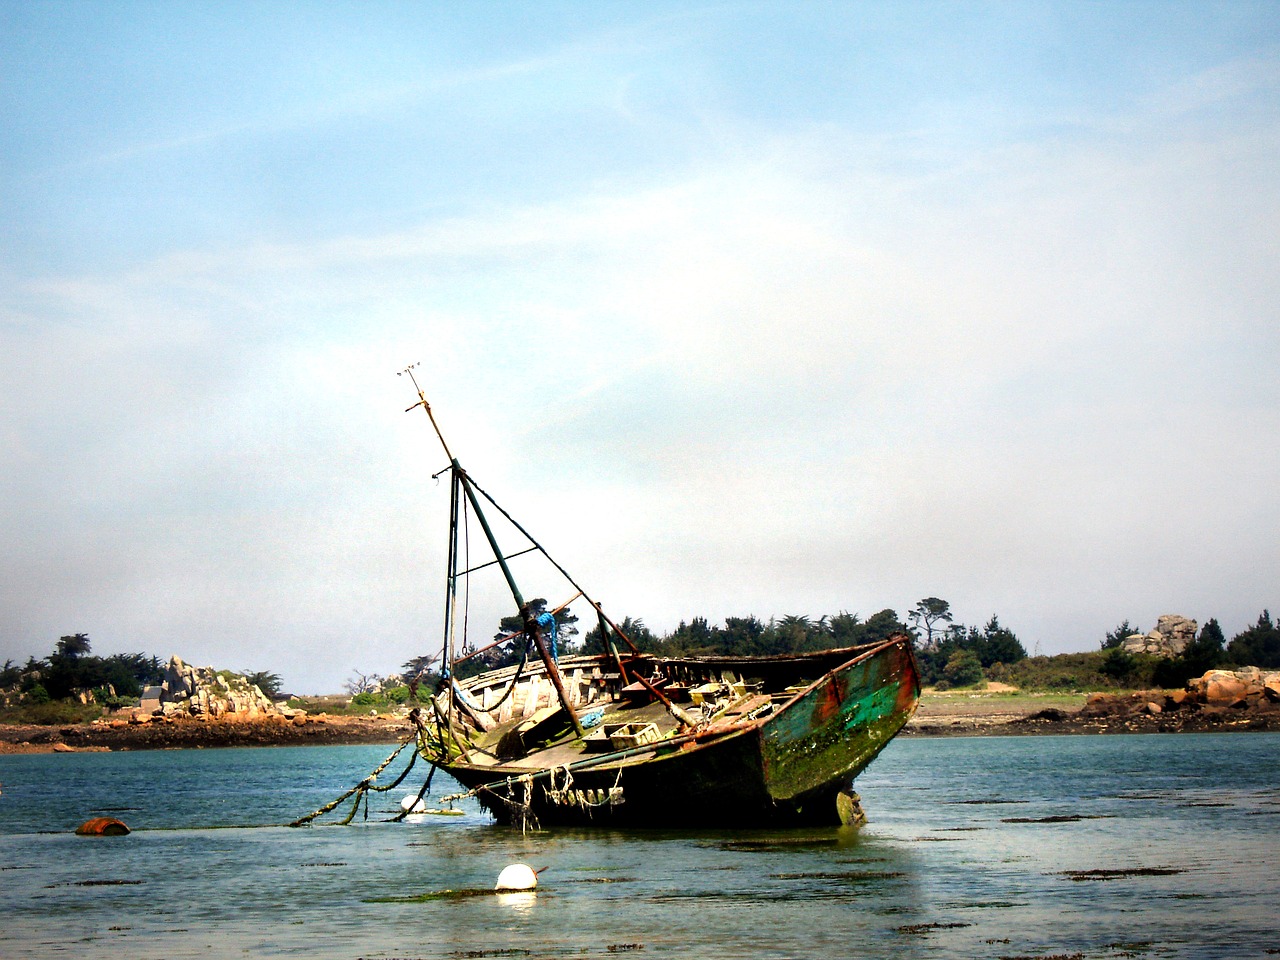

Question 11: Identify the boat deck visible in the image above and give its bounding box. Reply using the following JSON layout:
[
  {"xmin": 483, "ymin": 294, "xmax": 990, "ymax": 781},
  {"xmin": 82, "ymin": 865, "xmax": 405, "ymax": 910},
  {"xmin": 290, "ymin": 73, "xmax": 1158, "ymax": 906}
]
[
  {"xmin": 453, "ymin": 684, "xmax": 789, "ymax": 773},
  {"xmin": 437, "ymin": 646, "xmax": 894, "ymax": 782},
  {"xmin": 458, "ymin": 699, "xmax": 683, "ymax": 769}
]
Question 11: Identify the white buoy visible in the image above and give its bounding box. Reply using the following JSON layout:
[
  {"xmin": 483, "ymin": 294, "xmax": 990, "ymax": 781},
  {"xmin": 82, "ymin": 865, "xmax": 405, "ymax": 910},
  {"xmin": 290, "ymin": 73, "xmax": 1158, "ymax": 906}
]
[
  {"xmin": 400, "ymin": 795, "xmax": 426, "ymax": 813},
  {"xmin": 495, "ymin": 863, "xmax": 538, "ymax": 891}
]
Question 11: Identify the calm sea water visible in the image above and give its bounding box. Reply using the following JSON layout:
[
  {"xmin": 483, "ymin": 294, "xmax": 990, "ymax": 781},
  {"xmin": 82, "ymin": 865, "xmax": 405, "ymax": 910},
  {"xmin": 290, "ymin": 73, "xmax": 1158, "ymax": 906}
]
[{"xmin": 1, "ymin": 733, "xmax": 1276, "ymax": 960}]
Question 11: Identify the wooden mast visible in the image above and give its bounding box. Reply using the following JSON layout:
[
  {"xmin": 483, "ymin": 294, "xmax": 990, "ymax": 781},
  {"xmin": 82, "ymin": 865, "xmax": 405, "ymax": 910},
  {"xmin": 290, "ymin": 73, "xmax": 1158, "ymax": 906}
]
[{"xmin": 402, "ymin": 366, "xmax": 585, "ymax": 738}]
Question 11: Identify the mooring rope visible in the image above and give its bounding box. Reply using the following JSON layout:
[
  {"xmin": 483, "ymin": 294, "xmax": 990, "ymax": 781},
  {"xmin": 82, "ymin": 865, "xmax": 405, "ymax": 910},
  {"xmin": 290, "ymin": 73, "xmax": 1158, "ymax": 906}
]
[
  {"xmin": 473, "ymin": 775, "xmax": 538, "ymax": 833},
  {"xmin": 289, "ymin": 710, "xmax": 430, "ymax": 828},
  {"xmin": 389, "ymin": 761, "xmax": 439, "ymax": 823},
  {"xmin": 291, "ymin": 700, "xmax": 658, "ymax": 829}
]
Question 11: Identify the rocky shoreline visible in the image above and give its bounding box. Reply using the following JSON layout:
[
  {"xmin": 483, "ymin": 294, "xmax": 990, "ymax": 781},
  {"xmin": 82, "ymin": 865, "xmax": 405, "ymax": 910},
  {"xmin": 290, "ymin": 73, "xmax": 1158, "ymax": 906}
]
[
  {"xmin": 0, "ymin": 712, "xmax": 415, "ymax": 754},
  {"xmin": 906, "ymin": 666, "xmax": 1280, "ymax": 737},
  {"xmin": 903, "ymin": 701, "xmax": 1280, "ymax": 737},
  {"xmin": 4, "ymin": 707, "xmax": 1273, "ymax": 755},
  {"xmin": 4, "ymin": 668, "xmax": 1277, "ymax": 753}
]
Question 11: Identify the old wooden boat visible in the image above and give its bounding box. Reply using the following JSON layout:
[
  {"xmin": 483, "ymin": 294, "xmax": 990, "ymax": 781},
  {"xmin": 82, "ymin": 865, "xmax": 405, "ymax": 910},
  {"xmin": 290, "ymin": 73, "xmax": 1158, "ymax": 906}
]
[{"xmin": 402, "ymin": 371, "xmax": 920, "ymax": 828}]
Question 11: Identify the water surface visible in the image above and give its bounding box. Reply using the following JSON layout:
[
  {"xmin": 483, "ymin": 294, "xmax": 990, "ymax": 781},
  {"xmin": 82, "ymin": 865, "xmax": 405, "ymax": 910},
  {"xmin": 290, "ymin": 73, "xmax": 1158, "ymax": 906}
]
[{"xmin": 1, "ymin": 733, "xmax": 1275, "ymax": 959}]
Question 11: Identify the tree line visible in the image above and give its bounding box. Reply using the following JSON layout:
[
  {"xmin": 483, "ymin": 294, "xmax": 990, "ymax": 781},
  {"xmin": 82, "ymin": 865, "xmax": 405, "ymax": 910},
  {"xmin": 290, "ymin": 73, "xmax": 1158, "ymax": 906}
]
[
  {"xmin": 433, "ymin": 597, "xmax": 1279, "ymax": 693},
  {"xmin": 1, "ymin": 634, "xmax": 283, "ymax": 708},
  {"xmin": 12, "ymin": 604, "xmax": 1276, "ymax": 710},
  {"xmin": 442, "ymin": 596, "xmax": 1029, "ymax": 690},
  {"xmin": 443, "ymin": 603, "xmax": 913, "ymax": 680}
]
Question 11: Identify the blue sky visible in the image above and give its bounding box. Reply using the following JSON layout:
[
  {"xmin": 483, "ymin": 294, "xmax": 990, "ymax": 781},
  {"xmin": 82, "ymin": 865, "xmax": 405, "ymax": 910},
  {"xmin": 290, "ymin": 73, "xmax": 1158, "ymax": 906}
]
[{"xmin": 2, "ymin": 2, "xmax": 1278, "ymax": 692}]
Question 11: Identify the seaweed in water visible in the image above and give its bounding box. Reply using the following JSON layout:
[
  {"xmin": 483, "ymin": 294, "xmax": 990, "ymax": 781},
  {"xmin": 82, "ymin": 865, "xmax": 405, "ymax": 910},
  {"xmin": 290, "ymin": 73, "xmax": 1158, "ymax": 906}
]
[
  {"xmin": 1001, "ymin": 814, "xmax": 1115, "ymax": 824},
  {"xmin": 365, "ymin": 889, "xmax": 526, "ymax": 904},
  {"xmin": 712, "ymin": 836, "xmax": 842, "ymax": 852},
  {"xmin": 952, "ymin": 798, "xmax": 1030, "ymax": 805},
  {"xmin": 1058, "ymin": 868, "xmax": 1184, "ymax": 881},
  {"xmin": 942, "ymin": 900, "xmax": 1027, "ymax": 910},
  {"xmin": 769, "ymin": 870, "xmax": 904, "ymax": 881},
  {"xmin": 896, "ymin": 922, "xmax": 972, "ymax": 935},
  {"xmin": 1105, "ymin": 941, "xmax": 1154, "ymax": 958}
]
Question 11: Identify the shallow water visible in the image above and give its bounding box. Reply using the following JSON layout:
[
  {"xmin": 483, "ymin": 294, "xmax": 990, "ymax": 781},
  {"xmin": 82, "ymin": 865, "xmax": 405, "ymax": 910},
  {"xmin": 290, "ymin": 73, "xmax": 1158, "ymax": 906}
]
[{"xmin": 1, "ymin": 733, "xmax": 1276, "ymax": 959}]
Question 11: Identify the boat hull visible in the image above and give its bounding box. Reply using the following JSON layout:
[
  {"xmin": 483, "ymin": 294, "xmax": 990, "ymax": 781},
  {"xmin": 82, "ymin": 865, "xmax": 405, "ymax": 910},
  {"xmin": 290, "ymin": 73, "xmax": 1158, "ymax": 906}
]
[{"xmin": 436, "ymin": 638, "xmax": 919, "ymax": 828}]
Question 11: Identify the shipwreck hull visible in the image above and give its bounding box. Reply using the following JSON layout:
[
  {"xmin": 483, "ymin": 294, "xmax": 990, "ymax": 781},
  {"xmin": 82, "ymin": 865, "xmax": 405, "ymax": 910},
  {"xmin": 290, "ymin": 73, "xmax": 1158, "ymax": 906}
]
[
  {"xmin": 436, "ymin": 638, "xmax": 919, "ymax": 828},
  {"xmin": 313, "ymin": 389, "xmax": 924, "ymax": 834}
]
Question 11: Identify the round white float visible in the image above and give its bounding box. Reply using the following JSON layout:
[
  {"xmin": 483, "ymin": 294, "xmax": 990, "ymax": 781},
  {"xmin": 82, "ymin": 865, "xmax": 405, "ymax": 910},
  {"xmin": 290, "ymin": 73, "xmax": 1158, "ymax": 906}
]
[
  {"xmin": 495, "ymin": 863, "xmax": 538, "ymax": 891},
  {"xmin": 400, "ymin": 795, "xmax": 426, "ymax": 813}
]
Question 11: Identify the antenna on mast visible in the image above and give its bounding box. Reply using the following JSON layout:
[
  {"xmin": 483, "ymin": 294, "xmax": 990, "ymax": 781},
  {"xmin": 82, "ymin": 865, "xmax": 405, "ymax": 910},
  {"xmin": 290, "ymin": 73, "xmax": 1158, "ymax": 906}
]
[{"xmin": 399, "ymin": 362, "xmax": 454, "ymax": 463}]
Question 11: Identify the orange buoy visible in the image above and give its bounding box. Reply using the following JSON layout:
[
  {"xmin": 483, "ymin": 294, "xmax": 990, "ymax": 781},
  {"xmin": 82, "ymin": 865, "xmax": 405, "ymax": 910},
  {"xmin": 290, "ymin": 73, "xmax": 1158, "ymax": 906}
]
[{"xmin": 75, "ymin": 817, "xmax": 131, "ymax": 836}]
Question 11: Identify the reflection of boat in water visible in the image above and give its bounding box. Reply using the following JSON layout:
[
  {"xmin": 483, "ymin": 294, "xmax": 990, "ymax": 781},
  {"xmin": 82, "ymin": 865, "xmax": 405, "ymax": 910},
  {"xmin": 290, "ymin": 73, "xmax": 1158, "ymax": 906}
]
[{"xmin": 402, "ymin": 370, "xmax": 920, "ymax": 828}]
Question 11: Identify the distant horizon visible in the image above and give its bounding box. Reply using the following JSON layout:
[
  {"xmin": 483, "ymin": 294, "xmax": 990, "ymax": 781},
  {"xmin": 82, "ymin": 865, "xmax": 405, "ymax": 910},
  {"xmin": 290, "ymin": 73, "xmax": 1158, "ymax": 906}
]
[{"xmin": 8, "ymin": 605, "xmax": 1270, "ymax": 698}]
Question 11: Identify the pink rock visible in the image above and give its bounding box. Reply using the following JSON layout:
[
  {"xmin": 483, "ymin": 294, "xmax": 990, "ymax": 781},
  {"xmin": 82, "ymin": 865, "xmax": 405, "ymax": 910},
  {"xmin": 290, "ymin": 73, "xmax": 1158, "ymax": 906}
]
[{"xmin": 1205, "ymin": 678, "xmax": 1249, "ymax": 704}]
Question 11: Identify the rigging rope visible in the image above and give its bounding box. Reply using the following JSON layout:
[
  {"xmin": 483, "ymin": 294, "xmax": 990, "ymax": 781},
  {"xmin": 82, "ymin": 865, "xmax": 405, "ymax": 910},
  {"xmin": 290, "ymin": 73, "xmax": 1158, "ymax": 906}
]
[{"xmin": 459, "ymin": 635, "xmax": 531, "ymax": 715}]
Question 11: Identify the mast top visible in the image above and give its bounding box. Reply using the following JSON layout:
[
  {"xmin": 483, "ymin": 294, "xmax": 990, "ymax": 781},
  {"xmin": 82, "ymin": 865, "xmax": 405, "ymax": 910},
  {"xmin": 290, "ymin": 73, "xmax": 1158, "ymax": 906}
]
[
  {"xmin": 400, "ymin": 366, "xmax": 585, "ymax": 737},
  {"xmin": 399, "ymin": 363, "xmax": 456, "ymax": 464}
]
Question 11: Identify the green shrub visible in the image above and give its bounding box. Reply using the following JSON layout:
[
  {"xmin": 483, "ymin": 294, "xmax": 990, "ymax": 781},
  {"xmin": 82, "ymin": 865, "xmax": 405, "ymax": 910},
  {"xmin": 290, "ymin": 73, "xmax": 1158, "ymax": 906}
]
[
  {"xmin": 284, "ymin": 696, "xmax": 377, "ymax": 717},
  {"xmin": 943, "ymin": 650, "xmax": 984, "ymax": 687},
  {"xmin": 998, "ymin": 651, "xmax": 1158, "ymax": 691},
  {"xmin": 1099, "ymin": 647, "xmax": 1138, "ymax": 682},
  {"xmin": 0, "ymin": 700, "xmax": 102, "ymax": 725}
]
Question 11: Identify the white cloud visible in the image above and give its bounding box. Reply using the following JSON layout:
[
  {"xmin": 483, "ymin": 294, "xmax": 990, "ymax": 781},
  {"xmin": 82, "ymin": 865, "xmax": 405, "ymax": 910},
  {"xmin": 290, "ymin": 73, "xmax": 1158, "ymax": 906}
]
[{"xmin": 3, "ymin": 44, "xmax": 1278, "ymax": 687}]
